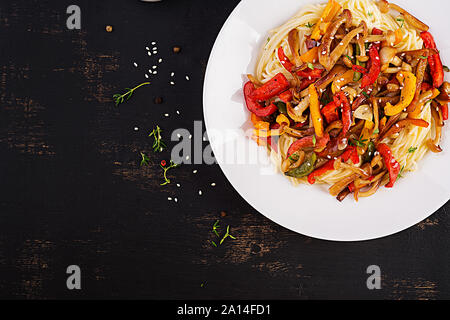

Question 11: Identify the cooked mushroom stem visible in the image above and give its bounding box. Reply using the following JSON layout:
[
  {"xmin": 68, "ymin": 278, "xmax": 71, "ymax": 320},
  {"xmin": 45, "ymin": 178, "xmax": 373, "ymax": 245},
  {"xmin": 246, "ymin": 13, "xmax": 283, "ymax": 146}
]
[{"xmin": 389, "ymin": 3, "xmax": 429, "ymax": 32}]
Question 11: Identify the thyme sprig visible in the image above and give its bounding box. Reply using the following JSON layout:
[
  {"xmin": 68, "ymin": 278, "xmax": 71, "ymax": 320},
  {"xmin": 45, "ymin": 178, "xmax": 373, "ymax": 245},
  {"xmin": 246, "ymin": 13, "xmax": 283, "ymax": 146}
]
[
  {"xmin": 160, "ymin": 160, "xmax": 179, "ymax": 186},
  {"xmin": 140, "ymin": 152, "xmax": 150, "ymax": 166},
  {"xmin": 113, "ymin": 82, "xmax": 150, "ymax": 106},
  {"xmin": 148, "ymin": 125, "xmax": 166, "ymax": 152},
  {"xmin": 220, "ymin": 225, "xmax": 236, "ymax": 245}
]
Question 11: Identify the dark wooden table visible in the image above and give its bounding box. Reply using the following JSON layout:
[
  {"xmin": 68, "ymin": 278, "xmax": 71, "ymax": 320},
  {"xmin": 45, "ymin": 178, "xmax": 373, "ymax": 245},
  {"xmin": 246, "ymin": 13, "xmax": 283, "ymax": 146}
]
[{"xmin": 0, "ymin": 0, "xmax": 448, "ymax": 300}]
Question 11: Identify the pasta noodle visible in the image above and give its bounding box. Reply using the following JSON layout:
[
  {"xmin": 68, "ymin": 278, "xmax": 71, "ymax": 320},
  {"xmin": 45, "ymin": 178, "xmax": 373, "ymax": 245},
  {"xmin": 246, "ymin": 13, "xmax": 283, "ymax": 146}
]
[{"xmin": 245, "ymin": 0, "xmax": 446, "ymax": 200}]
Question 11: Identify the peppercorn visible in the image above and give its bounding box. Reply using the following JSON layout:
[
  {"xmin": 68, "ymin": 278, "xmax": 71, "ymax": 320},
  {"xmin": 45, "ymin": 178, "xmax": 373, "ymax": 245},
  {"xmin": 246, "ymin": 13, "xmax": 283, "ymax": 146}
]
[
  {"xmin": 173, "ymin": 46, "xmax": 181, "ymax": 53},
  {"xmin": 105, "ymin": 25, "xmax": 113, "ymax": 32},
  {"xmin": 154, "ymin": 97, "xmax": 163, "ymax": 104}
]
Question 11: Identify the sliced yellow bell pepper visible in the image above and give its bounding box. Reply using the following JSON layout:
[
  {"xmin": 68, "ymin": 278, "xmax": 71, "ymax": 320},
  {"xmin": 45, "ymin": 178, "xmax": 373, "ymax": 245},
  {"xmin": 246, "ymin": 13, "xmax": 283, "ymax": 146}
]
[
  {"xmin": 311, "ymin": 0, "xmax": 342, "ymax": 40},
  {"xmin": 384, "ymin": 71, "xmax": 417, "ymax": 116},
  {"xmin": 309, "ymin": 84, "xmax": 324, "ymax": 137},
  {"xmin": 332, "ymin": 69, "xmax": 355, "ymax": 94},
  {"xmin": 300, "ymin": 47, "xmax": 319, "ymax": 64},
  {"xmin": 251, "ymin": 113, "xmax": 263, "ymax": 125},
  {"xmin": 409, "ymin": 88, "xmax": 440, "ymax": 119},
  {"xmin": 253, "ymin": 121, "xmax": 270, "ymax": 131},
  {"xmin": 276, "ymin": 114, "xmax": 290, "ymax": 126}
]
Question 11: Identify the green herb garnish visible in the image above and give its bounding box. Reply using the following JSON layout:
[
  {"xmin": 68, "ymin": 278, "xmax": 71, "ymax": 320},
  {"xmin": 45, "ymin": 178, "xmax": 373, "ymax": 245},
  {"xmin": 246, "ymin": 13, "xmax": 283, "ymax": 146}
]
[
  {"xmin": 397, "ymin": 18, "xmax": 405, "ymax": 28},
  {"xmin": 362, "ymin": 91, "xmax": 370, "ymax": 98},
  {"xmin": 212, "ymin": 220, "xmax": 221, "ymax": 237},
  {"xmin": 305, "ymin": 22, "xmax": 315, "ymax": 28},
  {"xmin": 160, "ymin": 160, "xmax": 179, "ymax": 186},
  {"xmin": 368, "ymin": 12, "xmax": 373, "ymax": 17},
  {"xmin": 312, "ymin": 134, "xmax": 317, "ymax": 146},
  {"xmin": 113, "ymin": 82, "xmax": 150, "ymax": 106},
  {"xmin": 307, "ymin": 62, "xmax": 315, "ymax": 70},
  {"xmin": 372, "ymin": 128, "xmax": 380, "ymax": 135},
  {"xmin": 397, "ymin": 165, "xmax": 405, "ymax": 180},
  {"xmin": 351, "ymin": 136, "xmax": 368, "ymax": 148},
  {"xmin": 419, "ymin": 55, "xmax": 427, "ymax": 60},
  {"xmin": 140, "ymin": 152, "xmax": 150, "ymax": 166},
  {"xmin": 219, "ymin": 225, "xmax": 237, "ymax": 245},
  {"xmin": 408, "ymin": 147, "xmax": 418, "ymax": 153},
  {"xmin": 148, "ymin": 125, "xmax": 166, "ymax": 153}
]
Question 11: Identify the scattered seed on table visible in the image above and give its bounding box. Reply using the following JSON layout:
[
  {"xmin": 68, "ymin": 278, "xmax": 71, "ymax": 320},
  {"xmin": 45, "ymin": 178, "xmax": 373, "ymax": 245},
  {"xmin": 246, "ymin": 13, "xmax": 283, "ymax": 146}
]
[
  {"xmin": 173, "ymin": 46, "xmax": 181, "ymax": 53},
  {"xmin": 145, "ymin": 74, "xmax": 149, "ymax": 79},
  {"xmin": 189, "ymin": 135, "xmax": 192, "ymax": 139},
  {"xmin": 170, "ymin": 81, "xmax": 175, "ymax": 85},
  {"xmin": 171, "ymin": 72, "xmax": 175, "ymax": 77},
  {"xmin": 158, "ymin": 58, "xmax": 163, "ymax": 63},
  {"xmin": 152, "ymin": 65, "xmax": 157, "ymax": 69},
  {"xmin": 133, "ymin": 62, "xmax": 138, "ymax": 67},
  {"xmin": 176, "ymin": 183, "xmax": 181, "ymax": 187},
  {"xmin": 193, "ymin": 170, "xmax": 197, "ymax": 174},
  {"xmin": 153, "ymin": 71, "xmax": 158, "ymax": 74},
  {"xmin": 177, "ymin": 133, "xmax": 181, "ymax": 138},
  {"xmin": 152, "ymin": 41, "xmax": 156, "ymax": 45},
  {"xmin": 134, "ymin": 127, "xmax": 139, "ymax": 131},
  {"xmin": 185, "ymin": 75, "xmax": 190, "ymax": 81},
  {"xmin": 176, "ymin": 110, "xmax": 180, "ymax": 115},
  {"xmin": 164, "ymin": 113, "xmax": 169, "ymax": 117},
  {"xmin": 147, "ymin": 51, "xmax": 152, "ymax": 56},
  {"xmin": 168, "ymin": 197, "xmax": 172, "ymax": 201},
  {"xmin": 211, "ymin": 183, "xmax": 216, "ymax": 187},
  {"xmin": 186, "ymin": 155, "xmax": 190, "ymax": 160},
  {"xmin": 198, "ymin": 190, "xmax": 202, "ymax": 196},
  {"xmin": 106, "ymin": 25, "xmax": 113, "ymax": 32},
  {"xmin": 174, "ymin": 198, "xmax": 178, "ymax": 203}
]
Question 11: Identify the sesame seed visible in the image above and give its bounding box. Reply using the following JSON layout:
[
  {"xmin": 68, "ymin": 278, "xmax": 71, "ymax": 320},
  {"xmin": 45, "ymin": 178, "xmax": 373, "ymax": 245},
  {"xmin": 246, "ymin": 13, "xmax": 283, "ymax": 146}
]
[
  {"xmin": 211, "ymin": 183, "xmax": 216, "ymax": 186},
  {"xmin": 186, "ymin": 155, "xmax": 190, "ymax": 160},
  {"xmin": 134, "ymin": 127, "xmax": 139, "ymax": 131},
  {"xmin": 186, "ymin": 75, "xmax": 190, "ymax": 81},
  {"xmin": 198, "ymin": 190, "xmax": 202, "ymax": 195},
  {"xmin": 176, "ymin": 183, "xmax": 181, "ymax": 187},
  {"xmin": 168, "ymin": 197, "xmax": 172, "ymax": 201},
  {"xmin": 153, "ymin": 71, "xmax": 157, "ymax": 74},
  {"xmin": 146, "ymin": 47, "xmax": 150, "ymax": 51},
  {"xmin": 177, "ymin": 133, "xmax": 181, "ymax": 138},
  {"xmin": 193, "ymin": 170, "xmax": 197, "ymax": 174},
  {"xmin": 151, "ymin": 42, "xmax": 156, "ymax": 45},
  {"xmin": 158, "ymin": 58, "xmax": 163, "ymax": 63},
  {"xmin": 145, "ymin": 74, "xmax": 149, "ymax": 78},
  {"xmin": 152, "ymin": 65, "xmax": 157, "ymax": 69},
  {"xmin": 148, "ymin": 52, "xmax": 152, "ymax": 56},
  {"xmin": 133, "ymin": 62, "xmax": 138, "ymax": 67},
  {"xmin": 170, "ymin": 81, "xmax": 175, "ymax": 85},
  {"xmin": 176, "ymin": 110, "xmax": 180, "ymax": 114},
  {"xmin": 174, "ymin": 198, "xmax": 178, "ymax": 203},
  {"xmin": 164, "ymin": 113, "xmax": 169, "ymax": 117},
  {"xmin": 189, "ymin": 135, "xmax": 192, "ymax": 139},
  {"xmin": 171, "ymin": 72, "xmax": 175, "ymax": 77}
]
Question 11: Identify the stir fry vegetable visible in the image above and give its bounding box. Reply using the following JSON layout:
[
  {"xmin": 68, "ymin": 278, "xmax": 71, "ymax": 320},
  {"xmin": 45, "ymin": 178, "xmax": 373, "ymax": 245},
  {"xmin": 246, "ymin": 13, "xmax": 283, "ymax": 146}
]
[{"xmin": 244, "ymin": 0, "xmax": 448, "ymax": 201}]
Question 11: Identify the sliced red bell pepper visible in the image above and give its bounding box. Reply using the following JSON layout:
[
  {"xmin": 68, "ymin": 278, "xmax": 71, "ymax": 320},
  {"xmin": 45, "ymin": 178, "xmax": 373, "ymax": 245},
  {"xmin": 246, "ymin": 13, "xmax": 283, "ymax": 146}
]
[
  {"xmin": 279, "ymin": 90, "xmax": 293, "ymax": 103},
  {"xmin": 296, "ymin": 68, "xmax": 323, "ymax": 79},
  {"xmin": 243, "ymin": 81, "xmax": 278, "ymax": 117},
  {"xmin": 250, "ymin": 73, "xmax": 290, "ymax": 101},
  {"xmin": 372, "ymin": 28, "xmax": 383, "ymax": 51},
  {"xmin": 377, "ymin": 143, "xmax": 401, "ymax": 188},
  {"xmin": 321, "ymin": 101, "xmax": 339, "ymax": 123},
  {"xmin": 361, "ymin": 45, "xmax": 381, "ymax": 89},
  {"xmin": 420, "ymin": 32, "xmax": 444, "ymax": 88},
  {"xmin": 277, "ymin": 47, "xmax": 295, "ymax": 73},
  {"xmin": 286, "ymin": 133, "xmax": 330, "ymax": 158},
  {"xmin": 340, "ymin": 146, "xmax": 359, "ymax": 164},
  {"xmin": 421, "ymin": 82, "xmax": 432, "ymax": 91},
  {"xmin": 307, "ymin": 159, "xmax": 335, "ymax": 184},
  {"xmin": 334, "ymin": 92, "xmax": 352, "ymax": 136},
  {"xmin": 440, "ymin": 103, "xmax": 448, "ymax": 121}
]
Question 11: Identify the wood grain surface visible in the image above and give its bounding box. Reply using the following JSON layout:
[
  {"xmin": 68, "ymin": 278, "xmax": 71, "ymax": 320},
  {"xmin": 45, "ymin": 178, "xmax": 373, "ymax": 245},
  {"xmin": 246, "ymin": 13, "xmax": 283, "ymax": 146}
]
[{"xmin": 0, "ymin": 0, "xmax": 448, "ymax": 299}]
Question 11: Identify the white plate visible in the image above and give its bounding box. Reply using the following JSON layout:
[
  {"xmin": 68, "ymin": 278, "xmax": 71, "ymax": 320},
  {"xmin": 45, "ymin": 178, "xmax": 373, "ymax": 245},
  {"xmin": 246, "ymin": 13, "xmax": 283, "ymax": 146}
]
[{"xmin": 203, "ymin": 0, "xmax": 450, "ymax": 241}]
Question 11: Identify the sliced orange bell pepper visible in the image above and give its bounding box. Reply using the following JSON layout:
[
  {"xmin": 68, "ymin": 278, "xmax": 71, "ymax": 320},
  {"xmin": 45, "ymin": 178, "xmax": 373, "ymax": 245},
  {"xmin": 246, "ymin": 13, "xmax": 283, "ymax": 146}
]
[
  {"xmin": 357, "ymin": 120, "xmax": 374, "ymax": 154},
  {"xmin": 309, "ymin": 84, "xmax": 324, "ymax": 137},
  {"xmin": 300, "ymin": 47, "xmax": 319, "ymax": 64},
  {"xmin": 311, "ymin": 0, "xmax": 342, "ymax": 40}
]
